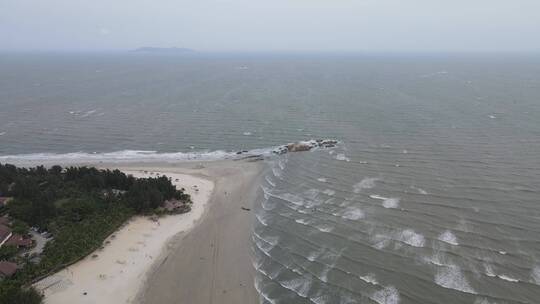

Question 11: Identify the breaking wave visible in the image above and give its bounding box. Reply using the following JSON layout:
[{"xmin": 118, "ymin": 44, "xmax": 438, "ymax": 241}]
[
  {"xmin": 353, "ymin": 178, "xmax": 379, "ymax": 193},
  {"xmin": 435, "ymin": 265, "xmax": 476, "ymax": 294},
  {"xmin": 371, "ymin": 286, "xmax": 400, "ymax": 304},
  {"xmin": 0, "ymin": 139, "xmax": 340, "ymax": 165},
  {"xmin": 438, "ymin": 230, "xmax": 459, "ymax": 245},
  {"xmin": 396, "ymin": 229, "xmax": 425, "ymax": 248}
]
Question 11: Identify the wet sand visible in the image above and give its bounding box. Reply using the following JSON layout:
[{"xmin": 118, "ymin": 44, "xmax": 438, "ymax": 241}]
[{"xmin": 134, "ymin": 160, "xmax": 264, "ymax": 304}]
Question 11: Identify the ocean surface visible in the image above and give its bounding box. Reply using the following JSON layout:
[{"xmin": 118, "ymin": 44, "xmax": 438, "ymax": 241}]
[{"xmin": 1, "ymin": 52, "xmax": 540, "ymax": 303}]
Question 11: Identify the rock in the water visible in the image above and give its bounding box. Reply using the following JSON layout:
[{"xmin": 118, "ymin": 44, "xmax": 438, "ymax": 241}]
[
  {"xmin": 287, "ymin": 142, "xmax": 313, "ymax": 152},
  {"xmin": 271, "ymin": 139, "xmax": 338, "ymax": 155}
]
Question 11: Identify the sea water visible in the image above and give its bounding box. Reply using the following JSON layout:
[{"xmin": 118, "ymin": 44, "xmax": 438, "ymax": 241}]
[{"xmin": 1, "ymin": 52, "xmax": 540, "ymax": 303}]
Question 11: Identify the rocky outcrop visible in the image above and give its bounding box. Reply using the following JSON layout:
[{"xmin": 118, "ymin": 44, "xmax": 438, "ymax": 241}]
[
  {"xmin": 273, "ymin": 139, "xmax": 339, "ymax": 154},
  {"xmin": 287, "ymin": 143, "xmax": 312, "ymax": 152}
]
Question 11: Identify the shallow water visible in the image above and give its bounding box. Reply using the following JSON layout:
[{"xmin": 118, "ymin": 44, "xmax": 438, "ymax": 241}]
[{"xmin": 1, "ymin": 53, "xmax": 540, "ymax": 303}]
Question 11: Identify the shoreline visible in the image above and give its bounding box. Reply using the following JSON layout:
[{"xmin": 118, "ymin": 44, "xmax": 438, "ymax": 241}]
[
  {"xmin": 136, "ymin": 160, "xmax": 264, "ymax": 304},
  {"xmin": 33, "ymin": 159, "xmax": 264, "ymax": 304}
]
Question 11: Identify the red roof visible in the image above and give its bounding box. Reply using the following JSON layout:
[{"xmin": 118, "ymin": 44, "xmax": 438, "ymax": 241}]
[
  {"xmin": 6, "ymin": 234, "xmax": 32, "ymax": 248},
  {"xmin": 0, "ymin": 261, "xmax": 17, "ymax": 277},
  {"xmin": 0, "ymin": 216, "xmax": 9, "ymax": 226},
  {"xmin": 0, "ymin": 225, "xmax": 11, "ymax": 242}
]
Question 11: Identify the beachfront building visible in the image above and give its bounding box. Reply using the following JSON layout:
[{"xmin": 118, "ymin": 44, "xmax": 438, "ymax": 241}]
[
  {"xmin": 0, "ymin": 218, "xmax": 34, "ymax": 249},
  {"xmin": 0, "ymin": 261, "xmax": 18, "ymax": 280},
  {"xmin": 5, "ymin": 233, "xmax": 33, "ymax": 249}
]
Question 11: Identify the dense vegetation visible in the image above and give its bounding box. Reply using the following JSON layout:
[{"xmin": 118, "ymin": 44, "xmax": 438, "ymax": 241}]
[{"xmin": 0, "ymin": 163, "xmax": 190, "ymax": 304}]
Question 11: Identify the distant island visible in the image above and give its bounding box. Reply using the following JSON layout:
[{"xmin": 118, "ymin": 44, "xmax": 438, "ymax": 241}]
[{"xmin": 131, "ymin": 47, "xmax": 196, "ymax": 54}]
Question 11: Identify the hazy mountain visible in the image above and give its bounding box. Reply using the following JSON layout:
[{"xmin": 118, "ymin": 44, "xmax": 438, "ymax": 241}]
[{"xmin": 131, "ymin": 47, "xmax": 196, "ymax": 54}]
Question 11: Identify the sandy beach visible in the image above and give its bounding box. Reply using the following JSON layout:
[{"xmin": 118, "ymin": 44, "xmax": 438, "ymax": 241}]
[{"xmin": 34, "ymin": 159, "xmax": 264, "ymax": 304}]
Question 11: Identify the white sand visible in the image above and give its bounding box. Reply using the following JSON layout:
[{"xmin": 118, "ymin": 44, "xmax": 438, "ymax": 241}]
[{"xmin": 34, "ymin": 170, "xmax": 214, "ymax": 304}]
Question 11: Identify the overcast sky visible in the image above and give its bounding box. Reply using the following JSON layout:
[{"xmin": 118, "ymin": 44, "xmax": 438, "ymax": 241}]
[{"xmin": 1, "ymin": 0, "xmax": 540, "ymax": 52}]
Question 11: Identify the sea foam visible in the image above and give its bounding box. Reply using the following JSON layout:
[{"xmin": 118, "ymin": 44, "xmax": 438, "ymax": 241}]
[
  {"xmin": 341, "ymin": 206, "xmax": 365, "ymax": 220},
  {"xmin": 371, "ymin": 286, "xmax": 400, "ymax": 304},
  {"xmin": 497, "ymin": 275, "xmax": 518, "ymax": 282},
  {"xmin": 396, "ymin": 229, "xmax": 425, "ymax": 248},
  {"xmin": 279, "ymin": 276, "xmax": 313, "ymax": 298},
  {"xmin": 353, "ymin": 178, "xmax": 379, "ymax": 193},
  {"xmin": 382, "ymin": 198, "xmax": 400, "ymax": 209},
  {"xmin": 0, "ymin": 149, "xmax": 238, "ymax": 165},
  {"xmin": 435, "ymin": 265, "xmax": 476, "ymax": 294},
  {"xmin": 438, "ymin": 230, "xmax": 459, "ymax": 245},
  {"xmin": 335, "ymin": 153, "xmax": 350, "ymax": 162},
  {"xmin": 532, "ymin": 266, "xmax": 540, "ymax": 285},
  {"xmin": 359, "ymin": 273, "xmax": 378, "ymax": 285}
]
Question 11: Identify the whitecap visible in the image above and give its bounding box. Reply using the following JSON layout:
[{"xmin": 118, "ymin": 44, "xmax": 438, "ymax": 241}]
[
  {"xmin": 423, "ymin": 249, "xmax": 451, "ymax": 267},
  {"xmin": 255, "ymin": 213, "xmax": 269, "ymax": 226},
  {"xmin": 484, "ymin": 263, "xmax": 496, "ymax": 277},
  {"xmin": 0, "ymin": 149, "xmax": 236, "ymax": 165},
  {"xmin": 359, "ymin": 273, "xmax": 378, "ymax": 285},
  {"xmin": 279, "ymin": 276, "xmax": 313, "ymax": 297},
  {"xmin": 320, "ymin": 266, "xmax": 332, "ymax": 282},
  {"xmin": 322, "ymin": 189, "xmax": 335, "ymax": 196},
  {"xmin": 264, "ymin": 175, "xmax": 276, "ymax": 187},
  {"xmin": 396, "ymin": 229, "xmax": 425, "ymax": 247},
  {"xmin": 369, "ymin": 194, "xmax": 388, "ymax": 200},
  {"xmin": 295, "ymin": 218, "xmax": 311, "ymax": 225},
  {"xmin": 253, "ymin": 236, "xmax": 275, "ymax": 254},
  {"xmin": 310, "ymin": 294, "xmax": 331, "ymax": 304},
  {"xmin": 254, "ymin": 232, "xmax": 279, "ymax": 246},
  {"xmin": 297, "ymin": 208, "xmax": 309, "ymax": 214},
  {"xmin": 438, "ymin": 230, "xmax": 459, "ymax": 245},
  {"xmin": 243, "ymin": 132, "xmax": 252, "ymax": 136},
  {"xmin": 497, "ymin": 275, "xmax": 519, "ymax": 282},
  {"xmin": 435, "ymin": 265, "xmax": 476, "ymax": 294},
  {"xmin": 254, "ymin": 276, "xmax": 277, "ymax": 304},
  {"xmin": 341, "ymin": 206, "xmax": 365, "ymax": 220},
  {"xmin": 353, "ymin": 178, "xmax": 379, "ymax": 193},
  {"xmin": 371, "ymin": 286, "xmax": 400, "ymax": 304},
  {"xmin": 279, "ymin": 193, "xmax": 305, "ymax": 206},
  {"xmin": 314, "ymin": 223, "xmax": 334, "ymax": 233},
  {"xmin": 307, "ymin": 247, "xmax": 325, "ymax": 262},
  {"xmin": 335, "ymin": 153, "xmax": 350, "ymax": 162},
  {"xmin": 80, "ymin": 109, "xmax": 97, "ymax": 117},
  {"xmin": 411, "ymin": 186, "xmax": 428, "ymax": 194},
  {"xmin": 0, "ymin": 141, "xmax": 304, "ymax": 166},
  {"xmin": 0, "ymin": 132, "xmax": 5, "ymax": 136},
  {"xmin": 382, "ymin": 198, "xmax": 399, "ymax": 209},
  {"xmin": 532, "ymin": 266, "xmax": 540, "ymax": 284},
  {"xmin": 371, "ymin": 234, "xmax": 390, "ymax": 250},
  {"xmin": 317, "ymin": 177, "xmax": 327, "ymax": 183}
]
